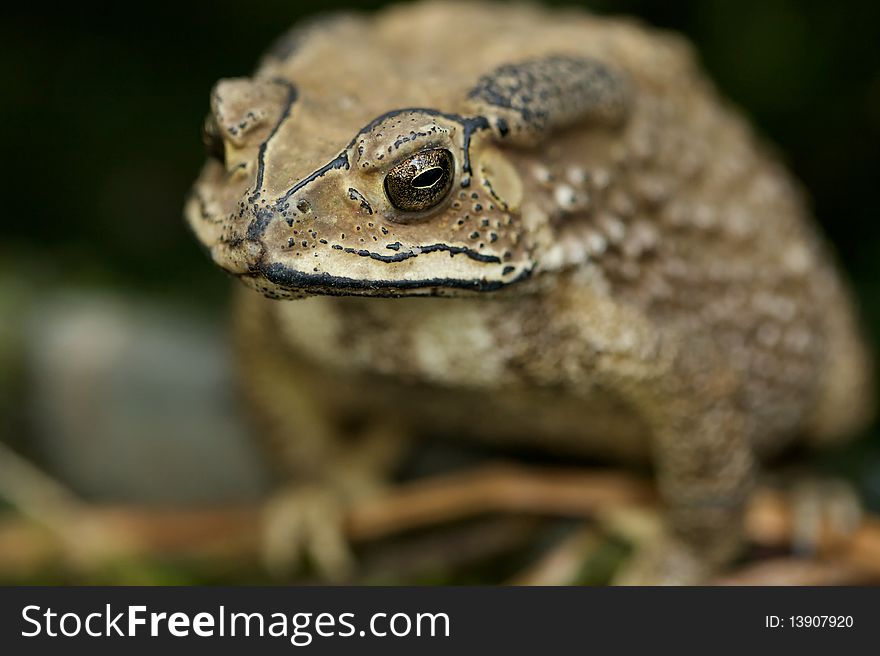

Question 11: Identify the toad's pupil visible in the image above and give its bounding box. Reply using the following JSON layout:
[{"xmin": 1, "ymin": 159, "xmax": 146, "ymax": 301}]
[{"xmin": 412, "ymin": 167, "xmax": 444, "ymax": 189}]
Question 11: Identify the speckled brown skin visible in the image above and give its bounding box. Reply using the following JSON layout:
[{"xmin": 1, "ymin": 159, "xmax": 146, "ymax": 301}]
[{"xmin": 186, "ymin": 1, "xmax": 874, "ymax": 582}]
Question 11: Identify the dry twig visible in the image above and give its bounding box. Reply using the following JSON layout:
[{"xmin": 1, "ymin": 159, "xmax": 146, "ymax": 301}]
[
  {"xmin": 507, "ymin": 525, "xmax": 602, "ymax": 585},
  {"xmin": 716, "ymin": 557, "xmax": 880, "ymax": 586},
  {"xmin": 1, "ymin": 456, "xmax": 879, "ymax": 583}
]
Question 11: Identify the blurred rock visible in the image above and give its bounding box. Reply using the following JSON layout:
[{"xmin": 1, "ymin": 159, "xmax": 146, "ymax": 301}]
[{"xmin": 24, "ymin": 292, "xmax": 269, "ymax": 504}]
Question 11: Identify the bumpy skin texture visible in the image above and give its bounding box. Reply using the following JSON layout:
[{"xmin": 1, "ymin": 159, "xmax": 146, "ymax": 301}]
[{"xmin": 186, "ymin": 1, "xmax": 874, "ymax": 582}]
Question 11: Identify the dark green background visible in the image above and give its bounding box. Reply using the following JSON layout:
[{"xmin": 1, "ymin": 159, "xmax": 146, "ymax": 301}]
[{"xmin": 3, "ymin": 1, "xmax": 880, "ymax": 496}]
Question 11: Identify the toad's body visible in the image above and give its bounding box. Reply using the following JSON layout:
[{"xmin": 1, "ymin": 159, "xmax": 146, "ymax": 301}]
[{"xmin": 186, "ymin": 1, "xmax": 873, "ymax": 582}]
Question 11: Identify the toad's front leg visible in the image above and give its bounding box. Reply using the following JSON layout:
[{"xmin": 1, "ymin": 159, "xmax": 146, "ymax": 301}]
[
  {"xmin": 234, "ymin": 291, "xmax": 406, "ymax": 581},
  {"xmin": 257, "ymin": 415, "xmax": 406, "ymax": 581},
  {"xmin": 614, "ymin": 341, "xmax": 755, "ymax": 584},
  {"xmin": 614, "ymin": 394, "xmax": 755, "ymax": 584},
  {"xmin": 569, "ymin": 295, "xmax": 755, "ymax": 584}
]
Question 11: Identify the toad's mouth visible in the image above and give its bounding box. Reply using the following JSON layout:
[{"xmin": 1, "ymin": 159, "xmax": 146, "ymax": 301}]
[{"xmin": 248, "ymin": 255, "xmax": 532, "ymax": 298}]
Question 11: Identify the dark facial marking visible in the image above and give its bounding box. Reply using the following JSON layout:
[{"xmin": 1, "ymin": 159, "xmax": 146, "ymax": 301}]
[
  {"xmin": 348, "ymin": 187, "xmax": 374, "ymax": 214},
  {"xmin": 248, "ymin": 78, "xmax": 299, "ymax": 202},
  {"xmin": 259, "ymin": 261, "xmax": 533, "ymax": 295}
]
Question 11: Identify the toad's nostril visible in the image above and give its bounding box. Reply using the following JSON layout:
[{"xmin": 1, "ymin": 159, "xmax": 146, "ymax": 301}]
[{"xmin": 201, "ymin": 114, "xmax": 226, "ymax": 165}]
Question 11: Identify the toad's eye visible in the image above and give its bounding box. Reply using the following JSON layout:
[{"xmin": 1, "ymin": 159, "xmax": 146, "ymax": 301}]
[
  {"xmin": 201, "ymin": 114, "xmax": 226, "ymax": 165},
  {"xmin": 383, "ymin": 148, "xmax": 454, "ymax": 213}
]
